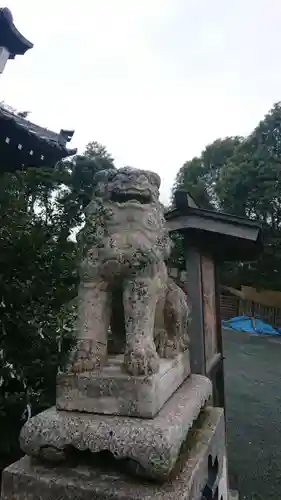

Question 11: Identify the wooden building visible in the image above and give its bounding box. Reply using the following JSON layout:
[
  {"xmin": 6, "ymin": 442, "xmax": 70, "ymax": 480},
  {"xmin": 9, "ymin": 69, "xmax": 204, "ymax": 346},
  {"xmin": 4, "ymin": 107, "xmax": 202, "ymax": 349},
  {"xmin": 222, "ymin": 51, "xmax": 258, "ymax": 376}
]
[
  {"xmin": 0, "ymin": 7, "xmax": 33, "ymax": 73},
  {"xmin": 0, "ymin": 8, "xmax": 76, "ymax": 172},
  {"xmin": 0, "ymin": 105, "xmax": 77, "ymax": 173},
  {"xmin": 165, "ymin": 190, "xmax": 263, "ymax": 408}
]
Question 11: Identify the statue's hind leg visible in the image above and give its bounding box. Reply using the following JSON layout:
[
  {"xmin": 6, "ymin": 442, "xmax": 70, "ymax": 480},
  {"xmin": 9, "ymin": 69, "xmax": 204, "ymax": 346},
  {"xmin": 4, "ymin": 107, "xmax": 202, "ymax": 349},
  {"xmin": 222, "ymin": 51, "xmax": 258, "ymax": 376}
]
[{"xmin": 161, "ymin": 280, "xmax": 191, "ymax": 358}]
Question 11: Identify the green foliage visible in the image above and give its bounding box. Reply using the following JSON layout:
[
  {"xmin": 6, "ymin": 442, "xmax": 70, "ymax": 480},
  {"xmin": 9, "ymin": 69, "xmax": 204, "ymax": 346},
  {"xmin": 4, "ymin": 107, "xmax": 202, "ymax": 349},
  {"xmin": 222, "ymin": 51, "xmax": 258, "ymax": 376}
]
[
  {"xmin": 167, "ymin": 232, "xmax": 185, "ymax": 271},
  {"xmin": 172, "ymin": 103, "xmax": 281, "ymax": 291},
  {"xmin": 173, "ymin": 157, "xmax": 213, "ymax": 209},
  {"xmin": 216, "ymin": 103, "xmax": 281, "ymax": 290},
  {"xmin": 217, "ymin": 103, "xmax": 281, "ymax": 220},
  {"xmin": 173, "ymin": 136, "xmax": 243, "ymax": 209},
  {"xmin": 0, "ymin": 171, "xmax": 77, "ymax": 460},
  {"xmin": 64, "ymin": 141, "xmax": 116, "ymax": 213},
  {"xmin": 0, "ymin": 141, "xmax": 114, "ymax": 464}
]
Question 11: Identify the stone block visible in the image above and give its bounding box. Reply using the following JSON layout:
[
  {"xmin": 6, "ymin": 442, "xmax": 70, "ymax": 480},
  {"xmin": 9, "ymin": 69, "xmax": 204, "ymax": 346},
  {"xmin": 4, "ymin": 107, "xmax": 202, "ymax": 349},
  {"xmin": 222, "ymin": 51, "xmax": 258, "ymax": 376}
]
[
  {"xmin": 56, "ymin": 351, "xmax": 191, "ymax": 418},
  {"xmin": 2, "ymin": 407, "xmax": 226, "ymax": 500},
  {"xmin": 20, "ymin": 375, "xmax": 211, "ymax": 481}
]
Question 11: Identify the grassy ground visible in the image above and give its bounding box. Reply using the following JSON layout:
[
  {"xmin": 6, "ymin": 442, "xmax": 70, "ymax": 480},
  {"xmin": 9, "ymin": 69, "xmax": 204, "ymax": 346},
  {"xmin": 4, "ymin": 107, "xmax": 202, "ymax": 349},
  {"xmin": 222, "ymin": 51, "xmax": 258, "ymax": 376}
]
[{"xmin": 223, "ymin": 329, "xmax": 281, "ymax": 500}]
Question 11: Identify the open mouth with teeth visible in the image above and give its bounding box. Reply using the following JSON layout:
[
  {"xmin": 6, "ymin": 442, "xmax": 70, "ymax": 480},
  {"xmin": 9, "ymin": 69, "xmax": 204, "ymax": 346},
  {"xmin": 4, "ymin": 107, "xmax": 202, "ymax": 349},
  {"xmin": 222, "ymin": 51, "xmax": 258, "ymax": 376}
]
[{"xmin": 111, "ymin": 191, "xmax": 152, "ymax": 204}]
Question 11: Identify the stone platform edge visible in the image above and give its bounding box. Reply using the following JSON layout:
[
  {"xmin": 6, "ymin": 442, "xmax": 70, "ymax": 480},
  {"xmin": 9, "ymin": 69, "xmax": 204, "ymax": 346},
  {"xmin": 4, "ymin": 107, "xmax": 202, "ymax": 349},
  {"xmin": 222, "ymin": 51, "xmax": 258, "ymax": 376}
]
[
  {"xmin": 2, "ymin": 406, "xmax": 225, "ymax": 500},
  {"xmin": 56, "ymin": 350, "xmax": 191, "ymax": 418},
  {"xmin": 20, "ymin": 374, "xmax": 212, "ymax": 481}
]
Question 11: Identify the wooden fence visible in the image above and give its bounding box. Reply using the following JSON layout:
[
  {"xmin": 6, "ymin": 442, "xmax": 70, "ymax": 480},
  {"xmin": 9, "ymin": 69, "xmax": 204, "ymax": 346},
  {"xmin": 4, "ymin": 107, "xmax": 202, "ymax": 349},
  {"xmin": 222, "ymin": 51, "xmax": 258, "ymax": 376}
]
[
  {"xmin": 168, "ymin": 267, "xmax": 281, "ymax": 328},
  {"xmin": 238, "ymin": 299, "xmax": 281, "ymax": 328},
  {"xmin": 219, "ymin": 295, "xmax": 239, "ymax": 320},
  {"xmin": 219, "ymin": 294, "xmax": 281, "ymax": 327}
]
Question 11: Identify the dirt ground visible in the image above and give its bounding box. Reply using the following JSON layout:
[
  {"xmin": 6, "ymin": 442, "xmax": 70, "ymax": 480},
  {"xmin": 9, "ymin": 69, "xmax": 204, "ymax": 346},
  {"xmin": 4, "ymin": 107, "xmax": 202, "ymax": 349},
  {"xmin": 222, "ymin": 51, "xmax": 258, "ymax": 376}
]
[{"xmin": 223, "ymin": 329, "xmax": 281, "ymax": 500}]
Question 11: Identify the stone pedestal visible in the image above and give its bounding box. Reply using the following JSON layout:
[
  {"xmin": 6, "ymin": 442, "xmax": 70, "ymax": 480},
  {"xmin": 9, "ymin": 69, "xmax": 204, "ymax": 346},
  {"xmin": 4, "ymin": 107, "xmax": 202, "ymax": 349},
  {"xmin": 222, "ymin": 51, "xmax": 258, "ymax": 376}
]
[
  {"xmin": 20, "ymin": 375, "xmax": 211, "ymax": 481},
  {"xmin": 56, "ymin": 351, "xmax": 191, "ymax": 418},
  {"xmin": 2, "ymin": 407, "xmax": 228, "ymax": 500}
]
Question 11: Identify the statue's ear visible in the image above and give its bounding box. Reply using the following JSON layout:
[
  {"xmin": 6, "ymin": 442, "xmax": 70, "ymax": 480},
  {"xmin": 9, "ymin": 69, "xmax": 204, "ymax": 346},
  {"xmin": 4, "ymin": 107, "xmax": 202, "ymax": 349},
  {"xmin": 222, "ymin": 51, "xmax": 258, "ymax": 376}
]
[
  {"xmin": 144, "ymin": 170, "xmax": 161, "ymax": 189},
  {"xmin": 92, "ymin": 168, "xmax": 117, "ymax": 186}
]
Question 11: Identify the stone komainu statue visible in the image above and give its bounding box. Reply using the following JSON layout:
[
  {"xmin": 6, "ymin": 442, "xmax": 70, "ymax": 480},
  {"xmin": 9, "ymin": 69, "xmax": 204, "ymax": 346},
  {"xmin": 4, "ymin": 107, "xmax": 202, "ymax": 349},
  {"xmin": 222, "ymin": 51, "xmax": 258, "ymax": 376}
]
[{"xmin": 69, "ymin": 167, "xmax": 190, "ymax": 376}]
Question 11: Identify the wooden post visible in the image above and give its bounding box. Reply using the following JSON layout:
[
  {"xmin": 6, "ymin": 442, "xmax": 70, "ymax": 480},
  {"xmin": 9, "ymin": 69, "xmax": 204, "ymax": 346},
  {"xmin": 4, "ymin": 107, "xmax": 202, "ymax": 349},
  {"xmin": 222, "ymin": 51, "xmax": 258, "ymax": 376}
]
[
  {"xmin": 185, "ymin": 241, "xmax": 206, "ymax": 375},
  {"xmin": 166, "ymin": 190, "xmax": 263, "ymax": 413},
  {"xmin": 185, "ymin": 241, "xmax": 225, "ymax": 407},
  {"xmin": 213, "ymin": 262, "xmax": 226, "ymax": 408}
]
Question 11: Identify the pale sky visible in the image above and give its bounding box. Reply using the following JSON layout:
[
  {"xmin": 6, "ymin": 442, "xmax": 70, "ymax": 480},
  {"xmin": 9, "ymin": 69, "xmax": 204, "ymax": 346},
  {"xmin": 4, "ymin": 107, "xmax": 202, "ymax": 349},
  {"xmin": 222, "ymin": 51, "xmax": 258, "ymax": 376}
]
[{"xmin": 2, "ymin": 0, "xmax": 281, "ymax": 204}]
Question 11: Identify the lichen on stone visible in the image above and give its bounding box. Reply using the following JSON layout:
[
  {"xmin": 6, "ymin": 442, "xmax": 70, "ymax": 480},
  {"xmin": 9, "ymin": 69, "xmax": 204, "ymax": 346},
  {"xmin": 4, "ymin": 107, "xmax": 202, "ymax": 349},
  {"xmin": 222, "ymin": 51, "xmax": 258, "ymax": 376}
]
[{"xmin": 68, "ymin": 166, "xmax": 191, "ymax": 376}]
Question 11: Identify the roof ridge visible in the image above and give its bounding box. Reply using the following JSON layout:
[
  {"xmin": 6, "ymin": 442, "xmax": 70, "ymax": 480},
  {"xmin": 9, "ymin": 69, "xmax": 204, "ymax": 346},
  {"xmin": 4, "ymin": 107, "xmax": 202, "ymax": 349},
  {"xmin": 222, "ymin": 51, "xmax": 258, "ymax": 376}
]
[{"xmin": 0, "ymin": 105, "xmax": 74, "ymax": 146}]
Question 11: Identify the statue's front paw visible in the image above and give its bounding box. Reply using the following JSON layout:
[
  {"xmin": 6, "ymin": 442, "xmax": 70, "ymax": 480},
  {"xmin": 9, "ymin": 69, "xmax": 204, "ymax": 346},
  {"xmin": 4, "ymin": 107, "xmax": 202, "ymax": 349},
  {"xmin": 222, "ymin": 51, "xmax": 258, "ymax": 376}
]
[
  {"xmin": 66, "ymin": 340, "xmax": 104, "ymax": 373},
  {"xmin": 69, "ymin": 355, "xmax": 97, "ymax": 374},
  {"xmin": 124, "ymin": 343, "xmax": 159, "ymax": 376}
]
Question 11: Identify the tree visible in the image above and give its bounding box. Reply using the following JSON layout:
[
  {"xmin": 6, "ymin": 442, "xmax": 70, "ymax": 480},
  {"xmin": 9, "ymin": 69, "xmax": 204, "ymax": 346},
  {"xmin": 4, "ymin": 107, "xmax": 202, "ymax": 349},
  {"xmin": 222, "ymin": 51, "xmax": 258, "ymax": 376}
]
[
  {"xmin": 173, "ymin": 137, "xmax": 243, "ymax": 209},
  {"xmin": 216, "ymin": 103, "xmax": 281, "ymax": 289},
  {"xmin": 173, "ymin": 157, "xmax": 213, "ymax": 209},
  {"xmin": 0, "ymin": 140, "xmax": 115, "ymax": 467},
  {"xmin": 217, "ymin": 103, "xmax": 281, "ymax": 220},
  {"xmin": 0, "ymin": 169, "xmax": 77, "ymax": 462},
  {"xmin": 57, "ymin": 141, "xmax": 116, "ymax": 241},
  {"xmin": 65, "ymin": 141, "xmax": 115, "ymax": 210},
  {"xmin": 172, "ymin": 103, "xmax": 281, "ymax": 291},
  {"xmin": 170, "ymin": 137, "xmax": 244, "ymax": 278}
]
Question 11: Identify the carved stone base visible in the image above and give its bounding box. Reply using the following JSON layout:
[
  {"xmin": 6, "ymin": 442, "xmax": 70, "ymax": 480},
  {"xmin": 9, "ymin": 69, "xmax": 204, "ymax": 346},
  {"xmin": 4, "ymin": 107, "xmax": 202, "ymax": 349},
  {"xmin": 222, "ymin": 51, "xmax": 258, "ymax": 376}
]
[
  {"xmin": 56, "ymin": 351, "xmax": 191, "ymax": 418},
  {"xmin": 2, "ymin": 407, "xmax": 228, "ymax": 499},
  {"xmin": 20, "ymin": 375, "xmax": 211, "ymax": 481}
]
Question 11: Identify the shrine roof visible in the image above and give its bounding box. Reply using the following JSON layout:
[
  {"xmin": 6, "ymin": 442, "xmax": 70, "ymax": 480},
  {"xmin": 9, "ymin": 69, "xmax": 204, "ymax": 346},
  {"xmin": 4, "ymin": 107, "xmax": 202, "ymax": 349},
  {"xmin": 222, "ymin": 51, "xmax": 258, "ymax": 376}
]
[
  {"xmin": 0, "ymin": 105, "xmax": 77, "ymax": 172},
  {"xmin": 0, "ymin": 8, "xmax": 33, "ymax": 57},
  {"xmin": 165, "ymin": 190, "xmax": 263, "ymax": 262}
]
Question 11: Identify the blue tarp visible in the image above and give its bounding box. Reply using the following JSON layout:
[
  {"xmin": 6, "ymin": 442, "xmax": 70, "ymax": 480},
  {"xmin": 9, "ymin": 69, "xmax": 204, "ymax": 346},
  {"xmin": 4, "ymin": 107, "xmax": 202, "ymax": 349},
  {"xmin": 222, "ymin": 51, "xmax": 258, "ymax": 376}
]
[{"xmin": 222, "ymin": 315, "xmax": 281, "ymax": 336}]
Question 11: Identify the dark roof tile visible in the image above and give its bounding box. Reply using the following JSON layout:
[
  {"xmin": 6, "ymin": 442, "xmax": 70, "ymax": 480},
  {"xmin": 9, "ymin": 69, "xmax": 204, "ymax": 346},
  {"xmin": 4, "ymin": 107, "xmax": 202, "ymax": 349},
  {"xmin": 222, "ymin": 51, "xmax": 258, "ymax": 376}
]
[{"xmin": 0, "ymin": 8, "xmax": 33, "ymax": 57}]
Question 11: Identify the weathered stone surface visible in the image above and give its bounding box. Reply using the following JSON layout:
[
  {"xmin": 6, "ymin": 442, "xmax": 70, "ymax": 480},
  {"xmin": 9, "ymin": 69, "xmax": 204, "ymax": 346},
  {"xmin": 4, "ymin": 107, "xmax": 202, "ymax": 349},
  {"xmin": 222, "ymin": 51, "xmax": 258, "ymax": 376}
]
[
  {"xmin": 218, "ymin": 455, "xmax": 228, "ymax": 500},
  {"xmin": 56, "ymin": 351, "xmax": 190, "ymax": 418},
  {"xmin": 229, "ymin": 491, "xmax": 239, "ymax": 499},
  {"xmin": 2, "ymin": 407, "xmax": 226, "ymax": 499},
  {"xmin": 20, "ymin": 375, "xmax": 211, "ymax": 481},
  {"xmin": 68, "ymin": 166, "xmax": 191, "ymax": 377}
]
